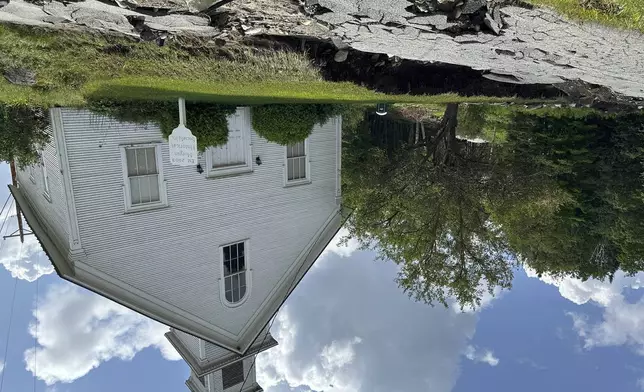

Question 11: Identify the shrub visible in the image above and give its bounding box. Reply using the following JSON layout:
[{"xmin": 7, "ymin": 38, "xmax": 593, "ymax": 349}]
[
  {"xmin": 251, "ymin": 104, "xmax": 341, "ymax": 145},
  {"xmin": 87, "ymin": 100, "xmax": 237, "ymax": 151},
  {"xmin": 0, "ymin": 104, "xmax": 50, "ymax": 167}
]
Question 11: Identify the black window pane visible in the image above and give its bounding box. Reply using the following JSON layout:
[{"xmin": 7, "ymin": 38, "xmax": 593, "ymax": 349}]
[
  {"xmin": 239, "ymin": 255, "xmax": 245, "ymax": 272},
  {"xmin": 223, "ymin": 246, "xmax": 230, "ymax": 262},
  {"xmin": 225, "ymin": 290, "xmax": 232, "ymax": 302},
  {"xmin": 239, "ymin": 285, "xmax": 246, "ymax": 299},
  {"xmin": 224, "ymin": 260, "xmax": 231, "ymax": 276},
  {"xmin": 238, "ymin": 242, "xmax": 244, "ymax": 257},
  {"xmin": 231, "ymin": 244, "xmax": 237, "ymax": 259}
]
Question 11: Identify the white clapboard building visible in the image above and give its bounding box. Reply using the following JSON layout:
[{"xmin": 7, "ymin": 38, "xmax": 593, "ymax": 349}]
[{"xmin": 10, "ymin": 105, "xmax": 344, "ymax": 392}]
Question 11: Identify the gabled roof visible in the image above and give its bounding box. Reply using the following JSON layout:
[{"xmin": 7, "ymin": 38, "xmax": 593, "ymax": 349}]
[{"xmin": 11, "ymin": 183, "xmax": 348, "ymax": 354}]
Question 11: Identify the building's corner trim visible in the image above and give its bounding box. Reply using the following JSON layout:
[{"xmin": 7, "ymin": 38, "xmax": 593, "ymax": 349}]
[
  {"xmin": 166, "ymin": 330, "xmax": 204, "ymax": 373},
  {"xmin": 335, "ymin": 114, "xmax": 342, "ymax": 202},
  {"xmin": 237, "ymin": 205, "xmax": 345, "ymax": 354},
  {"xmin": 50, "ymin": 108, "xmax": 82, "ymax": 252}
]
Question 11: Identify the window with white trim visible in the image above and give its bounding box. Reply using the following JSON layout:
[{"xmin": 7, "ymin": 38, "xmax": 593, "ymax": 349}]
[
  {"xmin": 222, "ymin": 241, "xmax": 247, "ymax": 304},
  {"xmin": 205, "ymin": 112, "xmax": 252, "ymax": 177},
  {"xmin": 41, "ymin": 153, "xmax": 51, "ymax": 201},
  {"xmin": 29, "ymin": 165, "xmax": 36, "ymax": 183},
  {"xmin": 222, "ymin": 361, "xmax": 244, "ymax": 389},
  {"xmin": 286, "ymin": 140, "xmax": 307, "ymax": 182},
  {"xmin": 121, "ymin": 145, "xmax": 167, "ymax": 211}
]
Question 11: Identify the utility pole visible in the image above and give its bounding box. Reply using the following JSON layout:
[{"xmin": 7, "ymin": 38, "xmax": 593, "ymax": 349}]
[{"xmin": 9, "ymin": 160, "xmax": 25, "ymax": 243}]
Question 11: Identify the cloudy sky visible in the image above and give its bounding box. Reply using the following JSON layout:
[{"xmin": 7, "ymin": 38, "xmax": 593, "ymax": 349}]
[{"xmin": 1, "ymin": 161, "xmax": 644, "ymax": 392}]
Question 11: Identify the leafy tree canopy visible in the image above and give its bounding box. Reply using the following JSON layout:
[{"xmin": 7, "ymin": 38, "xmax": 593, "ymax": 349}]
[
  {"xmin": 251, "ymin": 104, "xmax": 342, "ymax": 145},
  {"xmin": 0, "ymin": 104, "xmax": 50, "ymax": 167}
]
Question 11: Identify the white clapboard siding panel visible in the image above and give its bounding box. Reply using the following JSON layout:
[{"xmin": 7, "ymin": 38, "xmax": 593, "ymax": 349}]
[
  {"xmin": 175, "ymin": 330, "xmax": 202, "ymax": 359},
  {"xmin": 204, "ymin": 340, "xmax": 233, "ymax": 361},
  {"xmin": 15, "ymin": 125, "xmax": 71, "ymax": 252},
  {"xmin": 61, "ymin": 108, "xmax": 338, "ymax": 335}
]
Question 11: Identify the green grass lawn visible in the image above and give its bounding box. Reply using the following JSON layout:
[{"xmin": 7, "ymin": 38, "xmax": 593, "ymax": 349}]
[
  {"xmin": 528, "ymin": 0, "xmax": 643, "ymax": 32},
  {"xmin": 0, "ymin": 24, "xmax": 545, "ymax": 107}
]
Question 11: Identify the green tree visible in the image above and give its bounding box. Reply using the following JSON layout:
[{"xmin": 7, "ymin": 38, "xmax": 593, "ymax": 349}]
[
  {"xmin": 251, "ymin": 104, "xmax": 341, "ymax": 145},
  {"xmin": 497, "ymin": 111, "xmax": 644, "ymax": 280},
  {"xmin": 88, "ymin": 100, "xmax": 236, "ymax": 151},
  {"xmin": 343, "ymin": 104, "xmax": 514, "ymax": 309},
  {"xmin": 0, "ymin": 104, "xmax": 50, "ymax": 167}
]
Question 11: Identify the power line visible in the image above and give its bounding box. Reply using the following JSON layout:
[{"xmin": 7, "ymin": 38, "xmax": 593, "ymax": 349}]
[
  {"xmin": 33, "ymin": 253, "xmax": 40, "ymax": 392},
  {"xmin": 0, "ymin": 194, "xmax": 11, "ymax": 221},
  {"xmin": 0, "ymin": 277, "xmax": 19, "ymax": 392},
  {"xmin": 0, "ymin": 198, "xmax": 14, "ymax": 240},
  {"xmin": 237, "ymin": 224, "xmax": 329, "ymax": 392}
]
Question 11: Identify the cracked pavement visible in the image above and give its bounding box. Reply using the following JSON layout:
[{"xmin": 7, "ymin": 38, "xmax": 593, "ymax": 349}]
[
  {"xmin": 1, "ymin": 0, "xmax": 642, "ymax": 99},
  {"xmin": 315, "ymin": 0, "xmax": 644, "ymax": 99}
]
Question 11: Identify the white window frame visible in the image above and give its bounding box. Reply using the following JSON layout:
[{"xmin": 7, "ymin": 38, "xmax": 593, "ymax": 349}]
[
  {"xmin": 219, "ymin": 239, "xmax": 252, "ymax": 308},
  {"xmin": 119, "ymin": 143, "xmax": 168, "ymax": 213},
  {"xmin": 29, "ymin": 165, "xmax": 36, "ymax": 184},
  {"xmin": 283, "ymin": 138, "xmax": 311, "ymax": 187},
  {"xmin": 205, "ymin": 117, "xmax": 253, "ymax": 178},
  {"xmin": 40, "ymin": 152, "xmax": 51, "ymax": 202}
]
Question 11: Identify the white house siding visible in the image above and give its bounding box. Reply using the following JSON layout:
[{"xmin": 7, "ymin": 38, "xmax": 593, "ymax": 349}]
[
  {"xmin": 175, "ymin": 329, "xmax": 202, "ymax": 359},
  {"xmin": 59, "ymin": 107, "xmax": 339, "ymax": 338},
  {"xmin": 15, "ymin": 124, "xmax": 71, "ymax": 254},
  {"xmin": 205, "ymin": 340, "xmax": 233, "ymax": 361}
]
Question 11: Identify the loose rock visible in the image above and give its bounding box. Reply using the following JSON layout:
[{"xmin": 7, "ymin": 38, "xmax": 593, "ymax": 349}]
[
  {"xmin": 483, "ymin": 12, "xmax": 500, "ymax": 34},
  {"xmin": 334, "ymin": 49, "xmax": 349, "ymax": 62},
  {"xmin": 461, "ymin": 0, "xmax": 485, "ymax": 14},
  {"xmin": 4, "ymin": 68, "xmax": 37, "ymax": 86},
  {"xmin": 331, "ymin": 36, "xmax": 350, "ymax": 50}
]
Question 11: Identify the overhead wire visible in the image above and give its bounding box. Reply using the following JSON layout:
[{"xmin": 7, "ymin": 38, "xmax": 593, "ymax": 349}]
[
  {"xmin": 0, "ymin": 194, "xmax": 11, "ymax": 222},
  {"xmin": 33, "ymin": 253, "xmax": 40, "ymax": 392},
  {"xmin": 0, "ymin": 198, "xmax": 14, "ymax": 241},
  {"xmin": 237, "ymin": 229, "xmax": 329, "ymax": 392},
  {"xmin": 0, "ymin": 277, "xmax": 19, "ymax": 392}
]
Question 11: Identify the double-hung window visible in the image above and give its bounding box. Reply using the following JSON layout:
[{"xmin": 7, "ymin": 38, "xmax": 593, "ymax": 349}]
[
  {"xmin": 285, "ymin": 140, "xmax": 309, "ymax": 185},
  {"xmin": 222, "ymin": 241, "xmax": 248, "ymax": 305},
  {"xmin": 121, "ymin": 144, "xmax": 167, "ymax": 212},
  {"xmin": 41, "ymin": 152, "xmax": 51, "ymax": 201}
]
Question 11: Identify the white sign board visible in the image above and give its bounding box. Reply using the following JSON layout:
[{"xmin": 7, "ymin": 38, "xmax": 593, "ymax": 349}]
[{"xmin": 169, "ymin": 125, "xmax": 198, "ymax": 166}]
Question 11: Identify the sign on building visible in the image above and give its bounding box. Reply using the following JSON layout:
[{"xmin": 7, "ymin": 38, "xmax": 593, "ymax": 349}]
[{"xmin": 169, "ymin": 125, "xmax": 198, "ymax": 166}]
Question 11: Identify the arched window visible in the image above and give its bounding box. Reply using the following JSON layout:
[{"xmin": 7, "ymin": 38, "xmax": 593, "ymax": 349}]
[{"xmin": 222, "ymin": 241, "xmax": 247, "ymax": 304}]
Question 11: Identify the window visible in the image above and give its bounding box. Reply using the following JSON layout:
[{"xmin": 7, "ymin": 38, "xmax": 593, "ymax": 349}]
[
  {"xmin": 222, "ymin": 361, "xmax": 244, "ymax": 390},
  {"xmin": 41, "ymin": 153, "xmax": 51, "ymax": 201},
  {"xmin": 285, "ymin": 140, "xmax": 309, "ymax": 185},
  {"xmin": 205, "ymin": 112, "xmax": 252, "ymax": 177},
  {"xmin": 222, "ymin": 241, "xmax": 247, "ymax": 304},
  {"xmin": 29, "ymin": 165, "xmax": 36, "ymax": 184},
  {"xmin": 120, "ymin": 144, "xmax": 167, "ymax": 212}
]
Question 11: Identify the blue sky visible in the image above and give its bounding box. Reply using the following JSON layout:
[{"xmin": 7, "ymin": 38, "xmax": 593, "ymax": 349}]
[{"xmin": 1, "ymin": 161, "xmax": 644, "ymax": 392}]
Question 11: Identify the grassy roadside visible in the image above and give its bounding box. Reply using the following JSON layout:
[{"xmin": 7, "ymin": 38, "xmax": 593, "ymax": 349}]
[
  {"xmin": 0, "ymin": 24, "xmax": 540, "ymax": 107},
  {"xmin": 528, "ymin": 0, "xmax": 643, "ymax": 32}
]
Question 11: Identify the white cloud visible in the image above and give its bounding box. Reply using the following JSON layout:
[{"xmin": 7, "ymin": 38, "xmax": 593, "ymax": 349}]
[
  {"xmin": 319, "ymin": 227, "xmax": 360, "ymax": 264},
  {"xmin": 637, "ymin": 377, "xmax": 644, "ymax": 391},
  {"xmin": 464, "ymin": 345, "xmax": 499, "ymax": 366},
  {"xmin": 0, "ymin": 212, "xmax": 54, "ymax": 282},
  {"xmin": 257, "ymin": 310, "xmax": 362, "ymax": 392},
  {"xmin": 527, "ymin": 268, "xmax": 644, "ymax": 356},
  {"xmin": 258, "ymin": 250, "xmax": 497, "ymax": 392},
  {"xmin": 0, "ymin": 360, "xmax": 4, "ymax": 374},
  {"xmin": 23, "ymin": 282, "xmax": 180, "ymax": 385}
]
